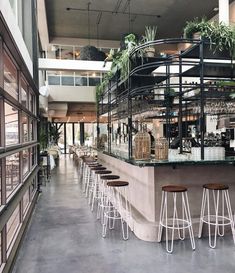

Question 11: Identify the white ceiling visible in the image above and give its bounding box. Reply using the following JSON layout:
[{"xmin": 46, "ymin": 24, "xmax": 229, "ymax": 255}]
[{"xmin": 45, "ymin": 0, "xmax": 223, "ymax": 42}]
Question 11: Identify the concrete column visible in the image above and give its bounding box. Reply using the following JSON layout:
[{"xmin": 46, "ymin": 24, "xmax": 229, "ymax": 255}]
[
  {"xmin": 230, "ymin": 1, "xmax": 235, "ymax": 24},
  {"xmin": 80, "ymin": 122, "xmax": 85, "ymax": 145},
  {"xmin": 219, "ymin": 0, "xmax": 229, "ymax": 25}
]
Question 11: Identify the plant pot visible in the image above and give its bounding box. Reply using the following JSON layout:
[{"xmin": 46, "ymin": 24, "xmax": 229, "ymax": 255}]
[
  {"xmin": 193, "ymin": 32, "xmax": 201, "ymax": 40},
  {"xmin": 144, "ymin": 47, "xmax": 155, "ymax": 57}
]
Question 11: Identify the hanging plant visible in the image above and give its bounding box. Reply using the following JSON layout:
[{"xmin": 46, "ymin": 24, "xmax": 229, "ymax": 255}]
[
  {"xmin": 96, "ymin": 33, "xmax": 138, "ymax": 102},
  {"xmin": 80, "ymin": 46, "xmax": 106, "ymax": 61}
]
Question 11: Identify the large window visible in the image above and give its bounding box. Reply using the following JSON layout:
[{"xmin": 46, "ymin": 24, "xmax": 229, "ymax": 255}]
[
  {"xmin": 21, "ymin": 78, "xmax": 28, "ymax": 108},
  {"xmin": 66, "ymin": 123, "xmax": 73, "ymax": 152},
  {"xmin": 4, "ymin": 51, "xmax": 18, "ymax": 100},
  {"xmin": 0, "ymin": 161, "xmax": 2, "ymax": 205},
  {"xmin": 31, "ymin": 146, "xmax": 37, "ymax": 168},
  {"xmin": 30, "ymin": 118, "xmax": 36, "ymax": 141},
  {"xmin": 74, "ymin": 123, "xmax": 80, "ymax": 145},
  {"xmin": 22, "ymin": 149, "xmax": 30, "ymax": 177},
  {"xmin": 0, "ymin": 27, "xmax": 38, "ymax": 272},
  {"xmin": 30, "ymin": 177, "xmax": 37, "ymax": 199},
  {"xmin": 0, "ymin": 232, "xmax": 2, "ymax": 266},
  {"xmin": 21, "ymin": 112, "xmax": 28, "ymax": 142},
  {"xmin": 57, "ymin": 123, "xmax": 65, "ymax": 153},
  {"xmin": 7, "ymin": 205, "xmax": 20, "ymax": 253},
  {"xmin": 47, "ymin": 71, "xmax": 102, "ymax": 86},
  {"xmin": 22, "ymin": 189, "xmax": 30, "ymax": 216},
  {"xmin": 5, "ymin": 102, "xmax": 19, "ymax": 146},
  {"xmin": 29, "ymin": 89, "xmax": 36, "ymax": 114},
  {"xmin": 6, "ymin": 153, "xmax": 20, "ymax": 198}
]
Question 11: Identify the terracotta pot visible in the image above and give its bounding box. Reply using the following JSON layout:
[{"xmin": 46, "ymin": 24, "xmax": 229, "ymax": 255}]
[{"xmin": 145, "ymin": 47, "xmax": 155, "ymax": 57}]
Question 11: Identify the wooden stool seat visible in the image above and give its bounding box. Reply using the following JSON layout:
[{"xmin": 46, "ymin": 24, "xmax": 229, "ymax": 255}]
[
  {"xmin": 107, "ymin": 181, "xmax": 129, "ymax": 187},
  {"xmin": 87, "ymin": 163, "xmax": 102, "ymax": 167},
  {"xmin": 95, "ymin": 170, "xmax": 112, "ymax": 175},
  {"xmin": 203, "ymin": 183, "xmax": 229, "ymax": 191},
  {"xmin": 100, "ymin": 175, "xmax": 120, "ymax": 180},
  {"xmin": 90, "ymin": 167, "xmax": 106, "ymax": 171},
  {"xmin": 84, "ymin": 159, "xmax": 96, "ymax": 163},
  {"xmin": 162, "ymin": 185, "xmax": 187, "ymax": 192}
]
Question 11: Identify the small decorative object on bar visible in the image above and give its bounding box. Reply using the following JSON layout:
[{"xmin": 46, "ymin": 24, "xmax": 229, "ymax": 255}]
[
  {"xmin": 134, "ymin": 126, "xmax": 151, "ymax": 160},
  {"xmin": 155, "ymin": 138, "xmax": 168, "ymax": 160}
]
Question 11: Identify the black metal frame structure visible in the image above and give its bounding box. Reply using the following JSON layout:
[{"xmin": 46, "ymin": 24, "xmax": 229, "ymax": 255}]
[{"xmin": 98, "ymin": 38, "xmax": 235, "ymax": 161}]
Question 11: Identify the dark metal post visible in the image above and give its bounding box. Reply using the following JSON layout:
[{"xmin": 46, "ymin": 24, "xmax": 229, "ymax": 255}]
[
  {"xmin": 179, "ymin": 55, "xmax": 183, "ymax": 153},
  {"xmin": 166, "ymin": 62, "xmax": 171, "ymax": 144},
  {"xmin": 64, "ymin": 122, "xmax": 67, "ymax": 153},
  {"xmin": 200, "ymin": 41, "xmax": 205, "ymax": 160},
  {"xmin": 80, "ymin": 122, "xmax": 85, "ymax": 146},
  {"xmin": 128, "ymin": 59, "xmax": 132, "ymax": 159},
  {"xmin": 72, "ymin": 123, "xmax": 75, "ymax": 145},
  {"xmin": 97, "ymin": 105, "xmax": 100, "ymax": 149},
  {"xmin": 107, "ymin": 81, "xmax": 111, "ymax": 154}
]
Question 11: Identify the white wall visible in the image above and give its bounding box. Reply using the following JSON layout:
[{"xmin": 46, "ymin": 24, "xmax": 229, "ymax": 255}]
[
  {"xmin": 50, "ymin": 37, "xmax": 120, "ymax": 49},
  {"xmin": 39, "ymin": 58, "xmax": 112, "ymax": 72},
  {"xmin": 0, "ymin": 0, "xmax": 33, "ymax": 75},
  {"xmin": 48, "ymin": 86, "xmax": 96, "ymax": 103}
]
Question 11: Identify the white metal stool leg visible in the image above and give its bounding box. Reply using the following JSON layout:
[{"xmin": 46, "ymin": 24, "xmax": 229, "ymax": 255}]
[
  {"xmin": 158, "ymin": 185, "xmax": 195, "ymax": 253},
  {"xmin": 183, "ymin": 192, "xmax": 195, "ymax": 250},
  {"xmin": 198, "ymin": 184, "xmax": 235, "ymax": 248},
  {"xmin": 224, "ymin": 190, "xmax": 235, "ymax": 244},
  {"xmin": 102, "ymin": 181, "xmax": 131, "ymax": 240},
  {"xmin": 198, "ymin": 188, "xmax": 206, "ymax": 238},
  {"xmin": 158, "ymin": 191, "xmax": 165, "ymax": 242}
]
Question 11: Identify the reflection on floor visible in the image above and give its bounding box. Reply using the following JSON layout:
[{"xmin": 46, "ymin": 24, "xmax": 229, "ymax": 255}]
[{"xmin": 12, "ymin": 155, "xmax": 235, "ymax": 273}]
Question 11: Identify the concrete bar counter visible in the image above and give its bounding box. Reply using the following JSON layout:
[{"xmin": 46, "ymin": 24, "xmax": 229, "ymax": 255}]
[{"xmin": 98, "ymin": 152, "xmax": 235, "ymax": 242}]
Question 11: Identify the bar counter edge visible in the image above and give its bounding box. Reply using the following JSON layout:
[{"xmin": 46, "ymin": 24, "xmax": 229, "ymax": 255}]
[{"xmin": 98, "ymin": 151, "xmax": 235, "ymax": 242}]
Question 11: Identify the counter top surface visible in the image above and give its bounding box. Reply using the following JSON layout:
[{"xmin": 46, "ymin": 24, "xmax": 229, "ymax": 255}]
[{"xmin": 102, "ymin": 152, "xmax": 235, "ymax": 167}]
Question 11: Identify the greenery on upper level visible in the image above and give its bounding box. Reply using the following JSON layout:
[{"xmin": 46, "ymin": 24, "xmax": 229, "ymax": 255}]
[
  {"xmin": 96, "ymin": 26, "xmax": 157, "ymax": 102},
  {"xmin": 183, "ymin": 18, "xmax": 235, "ymax": 58},
  {"xmin": 96, "ymin": 20, "xmax": 235, "ymax": 103}
]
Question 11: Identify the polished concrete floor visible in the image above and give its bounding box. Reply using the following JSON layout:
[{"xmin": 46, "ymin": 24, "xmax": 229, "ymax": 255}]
[{"xmin": 12, "ymin": 156, "xmax": 235, "ymax": 273}]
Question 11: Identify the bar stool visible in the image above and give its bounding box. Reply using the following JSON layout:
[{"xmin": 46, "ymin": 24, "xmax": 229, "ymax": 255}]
[
  {"xmin": 198, "ymin": 183, "xmax": 235, "ymax": 248},
  {"xmin": 90, "ymin": 170, "xmax": 112, "ymax": 212},
  {"xmin": 86, "ymin": 166, "xmax": 106, "ymax": 198},
  {"xmin": 97, "ymin": 175, "xmax": 120, "ymax": 223},
  {"xmin": 102, "ymin": 181, "xmax": 132, "ymax": 240},
  {"xmin": 82, "ymin": 161, "xmax": 101, "ymax": 193},
  {"xmin": 158, "ymin": 185, "xmax": 195, "ymax": 253}
]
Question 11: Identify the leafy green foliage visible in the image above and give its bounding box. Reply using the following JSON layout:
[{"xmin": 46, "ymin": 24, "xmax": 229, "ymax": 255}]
[
  {"xmin": 183, "ymin": 18, "xmax": 235, "ymax": 59},
  {"xmin": 96, "ymin": 33, "xmax": 138, "ymax": 102},
  {"xmin": 49, "ymin": 123, "xmax": 62, "ymax": 144},
  {"xmin": 142, "ymin": 26, "xmax": 157, "ymax": 42}
]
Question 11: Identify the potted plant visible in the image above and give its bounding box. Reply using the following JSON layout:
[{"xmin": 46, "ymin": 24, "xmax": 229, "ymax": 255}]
[
  {"xmin": 183, "ymin": 17, "xmax": 208, "ymax": 39},
  {"xmin": 183, "ymin": 18, "xmax": 235, "ymax": 59},
  {"xmin": 49, "ymin": 123, "xmax": 62, "ymax": 145},
  {"xmin": 142, "ymin": 26, "xmax": 157, "ymax": 57}
]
